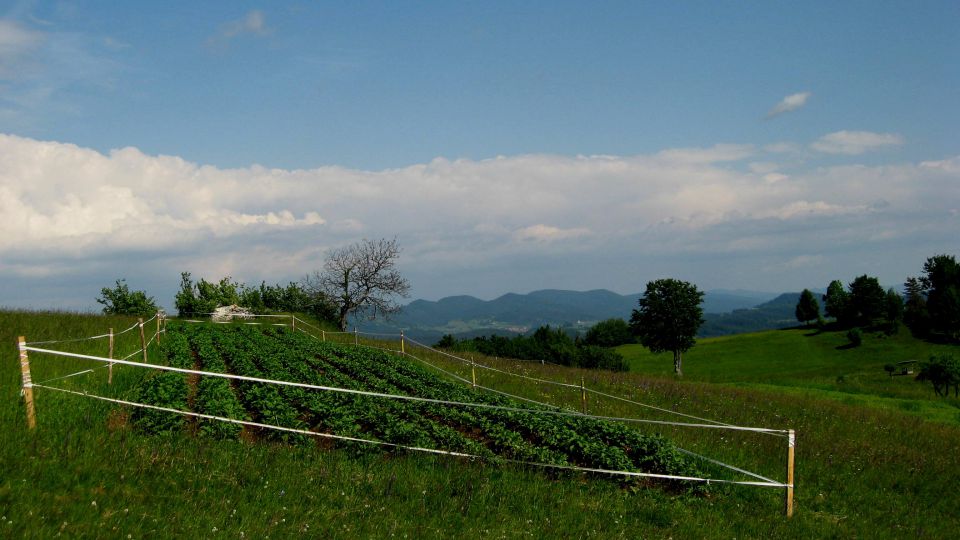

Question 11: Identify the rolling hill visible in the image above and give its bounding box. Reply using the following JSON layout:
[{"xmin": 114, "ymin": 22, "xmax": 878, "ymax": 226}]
[{"xmin": 356, "ymin": 288, "xmax": 790, "ymax": 342}]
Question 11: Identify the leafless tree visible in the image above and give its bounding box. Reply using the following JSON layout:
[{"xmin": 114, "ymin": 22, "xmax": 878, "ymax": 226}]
[{"xmin": 303, "ymin": 237, "xmax": 411, "ymax": 330}]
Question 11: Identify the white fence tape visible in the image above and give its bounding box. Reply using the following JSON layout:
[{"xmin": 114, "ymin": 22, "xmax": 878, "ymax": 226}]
[
  {"xmin": 24, "ymin": 345, "xmax": 787, "ymax": 435},
  {"xmin": 31, "ymin": 383, "xmax": 786, "ymax": 488}
]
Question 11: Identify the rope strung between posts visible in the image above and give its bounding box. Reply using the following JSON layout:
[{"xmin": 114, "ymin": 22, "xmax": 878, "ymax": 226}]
[
  {"xmin": 24, "ymin": 317, "xmax": 147, "ymax": 346},
  {"xmin": 292, "ymin": 326, "xmax": 790, "ymax": 438},
  {"xmin": 30, "ymin": 383, "xmax": 787, "ymax": 488},
  {"xmin": 22, "ymin": 345, "xmax": 788, "ymax": 435},
  {"xmin": 402, "ymin": 336, "xmax": 780, "ymax": 435}
]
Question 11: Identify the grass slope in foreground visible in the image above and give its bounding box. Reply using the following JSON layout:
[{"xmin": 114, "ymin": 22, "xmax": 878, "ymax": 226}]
[{"xmin": 2, "ymin": 310, "xmax": 960, "ymax": 538}]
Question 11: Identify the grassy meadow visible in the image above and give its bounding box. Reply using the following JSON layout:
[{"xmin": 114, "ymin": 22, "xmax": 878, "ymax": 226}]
[
  {"xmin": 618, "ymin": 327, "xmax": 960, "ymax": 425},
  {"xmin": 2, "ymin": 310, "xmax": 959, "ymax": 538}
]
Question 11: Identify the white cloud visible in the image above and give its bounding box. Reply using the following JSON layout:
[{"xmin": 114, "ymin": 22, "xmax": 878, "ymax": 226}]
[
  {"xmin": 810, "ymin": 130, "xmax": 904, "ymax": 155},
  {"xmin": 766, "ymin": 91, "xmax": 811, "ymax": 118},
  {"xmin": 1, "ymin": 133, "xmax": 958, "ymax": 303},
  {"xmin": 514, "ymin": 224, "xmax": 590, "ymax": 242},
  {"xmin": 760, "ymin": 200, "xmax": 869, "ymax": 220}
]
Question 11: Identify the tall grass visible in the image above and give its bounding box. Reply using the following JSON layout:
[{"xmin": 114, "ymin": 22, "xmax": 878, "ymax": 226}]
[{"xmin": 2, "ymin": 311, "xmax": 959, "ymax": 538}]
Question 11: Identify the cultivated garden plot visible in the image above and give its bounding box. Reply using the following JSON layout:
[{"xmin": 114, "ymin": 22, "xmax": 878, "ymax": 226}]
[
  {"xmin": 17, "ymin": 317, "xmax": 795, "ymax": 496},
  {"xmin": 128, "ymin": 322, "xmax": 711, "ymax": 487}
]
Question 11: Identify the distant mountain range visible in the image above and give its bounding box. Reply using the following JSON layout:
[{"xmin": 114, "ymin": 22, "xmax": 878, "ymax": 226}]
[{"xmin": 355, "ymin": 288, "xmax": 801, "ymax": 343}]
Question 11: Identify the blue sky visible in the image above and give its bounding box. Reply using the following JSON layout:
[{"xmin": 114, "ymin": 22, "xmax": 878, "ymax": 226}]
[{"xmin": 1, "ymin": 1, "xmax": 958, "ymax": 310}]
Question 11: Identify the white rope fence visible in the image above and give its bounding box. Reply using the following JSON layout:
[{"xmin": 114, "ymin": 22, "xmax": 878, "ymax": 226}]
[
  {"xmin": 31, "ymin": 383, "xmax": 785, "ymax": 488},
  {"xmin": 15, "ymin": 316, "xmax": 797, "ymax": 514},
  {"xmin": 20, "ymin": 346, "xmax": 786, "ymax": 435},
  {"xmin": 22, "ymin": 343, "xmax": 790, "ymax": 486}
]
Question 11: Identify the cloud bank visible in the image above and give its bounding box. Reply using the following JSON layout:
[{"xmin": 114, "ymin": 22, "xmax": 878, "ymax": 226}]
[{"xmin": 0, "ymin": 133, "xmax": 957, "ymax": 307}]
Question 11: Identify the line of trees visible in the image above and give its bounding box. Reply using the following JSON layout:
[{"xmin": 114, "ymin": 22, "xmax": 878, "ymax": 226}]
[
  {"xmin": 793, "ymin": 253, "xmax": 960, "ymax": 344},
  {"xmin": 173, "ymin": 272, "xmax": 338, "ymax": 323},
  {"xmin": 436, "ymin": 325, "xmax": 629, "ymax": 372},
  {"xmin": 95, "ymin": 238, "xmax": 411, "ymax": 331}
]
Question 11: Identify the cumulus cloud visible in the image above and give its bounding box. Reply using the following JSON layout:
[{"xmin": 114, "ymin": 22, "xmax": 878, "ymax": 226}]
[
  {"xmin": 766, "ymin": 92, "xmax": 811, "ymax": 119},
  {"xmin": 1, "ymin": 133, "xmax": 958, "ymax": 305},
  {"xmin": 810, "ymin": 130, "xmax": 904, "ymax": 155}
]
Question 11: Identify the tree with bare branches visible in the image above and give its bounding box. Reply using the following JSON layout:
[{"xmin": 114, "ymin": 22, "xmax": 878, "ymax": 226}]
[{"xmin": 303, "ymin": 237, "xmax": 411, "ymax": 330}]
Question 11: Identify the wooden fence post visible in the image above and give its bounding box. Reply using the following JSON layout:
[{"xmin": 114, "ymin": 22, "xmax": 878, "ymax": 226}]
[
  {"xmin": 785, "ymin": 429, "xmax": 796, "ymax": 517},
  {"xmin": 156, "ymin": 313, "xmax": 161, "ymax": 345},
  {"xmin": 581, "ymin": 376, "xmax": 587, "ymax": 414},
  {"xmin": 18, "ymin": 336, "xmax": 36, "ymax": 429},
  {"xmin": 354, "ymin": 327, "xmax": 358, "ymax": 346},
  {"xmin": 291, "ymin": 315, "xmax": 296, "ymax": 332},
  {"xmin": 322, "ymin": 330, "xmax": 325, "ymax": 342},
  {"xmin": 471, "ymin": 356, "xmax": 477, "ymax": 388},
  {"xmin": 138, "ymin": 318, "xmax": 147, "ymax": 364},
  {"xmin": 400, "ymin": 331, "xmax": 405, "ymax": 354},
  {"xmin": 108, "ymin": 327, "xmax": 114, "ymax": 385}
]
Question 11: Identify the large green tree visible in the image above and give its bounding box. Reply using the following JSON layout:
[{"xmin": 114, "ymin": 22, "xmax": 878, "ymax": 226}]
[
  {"xmin": 847, "ymin": 275, "xmax": 886, "ymax": 327},
  {"xmin": 921, "ymin": 255, "xmax": 960, "ymax": 341},
  {"xmin": 794, "ymin": 289, "xmax": 820, "ymax": 326},
  {"xmin": 823, "ymin": 280, "xmax": 849, "ymax": 326},
  {"xmin": 904, "ymin": 255, "xmax": 960, "ymax": 341},
  {"xmin": 629, "ymin": 278, "xmax": 704, "ymax": 376}
]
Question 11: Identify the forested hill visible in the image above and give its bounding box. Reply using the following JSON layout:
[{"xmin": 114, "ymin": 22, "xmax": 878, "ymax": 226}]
[
  {"xmin": 355, "ymin": 288, "xmax": 789, "ymax": 342},
  {"xmin": 699, "ymin": 293, "xmax": 800, "ymax": 337}
]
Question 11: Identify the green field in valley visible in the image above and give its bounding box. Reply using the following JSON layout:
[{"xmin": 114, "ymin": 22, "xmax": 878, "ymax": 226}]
[
  {"xmin": 2, "ymin": 310, "xmax": 959, "ymax": 538},
  {"xmin": 618, "ymin": 327, "xmax": 960, "ymax": 425}
]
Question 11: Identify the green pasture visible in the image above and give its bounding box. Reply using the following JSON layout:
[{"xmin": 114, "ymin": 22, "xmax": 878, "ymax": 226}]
[{"xmin": 619, "ymin": 327, "xmax": 958, "ymax": 405}]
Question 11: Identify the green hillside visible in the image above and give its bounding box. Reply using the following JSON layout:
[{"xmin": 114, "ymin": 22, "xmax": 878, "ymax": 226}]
[
  {"xmin": 3, "ymin": 310, "xmax": 959, "ymax": 538},
  {"xmin": 619, "ymin": 328, "xmax": 960, "ymax": 424}
]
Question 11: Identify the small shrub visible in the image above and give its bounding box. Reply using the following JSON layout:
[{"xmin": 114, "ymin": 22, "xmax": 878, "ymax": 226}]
[
  {"xmin": 97, "ymin": 279, "xmax": 159, "ymax": 316},
  {"xmin": 846, "ymin": 327, "xmax": 863, "ymax": 347}
]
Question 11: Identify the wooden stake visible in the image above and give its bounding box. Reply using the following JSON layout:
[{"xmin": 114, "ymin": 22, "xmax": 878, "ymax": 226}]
[
  {"xmin": 354, "ymin": 327, "xmax": 358, "ymax": 346},
  {"xmin": 18, "ymin": 336, "xmax": 36, "ymax": 429},
  {"xmin": 581, "ymin": 376, "xmax": 587, "ymax": 414},
  {"xmin": 156, "ymin": 313, "xmax": 161, "ymax": 345},
  {"xmin": 785, "ymin": 429, "xmax": 796, "ymax": 518},
  {"xmin": 291, "ymin": 315, "xmax": 296, "ymax": 332},
  {"xmin": 471, "ymin": 363, "xmax": 477, "ymax": 388},
  {"xmin": 400, "ymin": 331, "xmax": 405, "ymax": 354},
  {"xmin": 138, "ymin": 318, "xmax": 147, "ymax": 364},
  {"xmin": 321, "ymin": 330, "xmax": 325, "ymax": 342},
  {"xmin": 108, "ymin": 327, "xmax": 114, "ymax": 385}
]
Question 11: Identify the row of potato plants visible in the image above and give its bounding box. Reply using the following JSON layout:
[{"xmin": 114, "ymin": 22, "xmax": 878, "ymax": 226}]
[
  {"xmin": 129, "ymin": 323, "xmax": 702, "ymax": 486},
  {"xmin": 271, "ymin": 329, "xmax": 700, "ymax": 479},
  {"xmin": 130, "ymin": 330, "xmax": 193, "ymax": 433}
]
